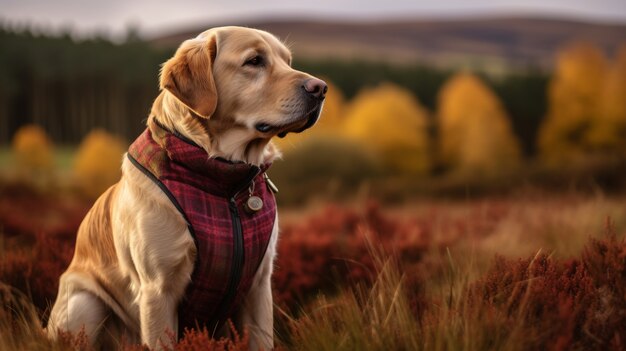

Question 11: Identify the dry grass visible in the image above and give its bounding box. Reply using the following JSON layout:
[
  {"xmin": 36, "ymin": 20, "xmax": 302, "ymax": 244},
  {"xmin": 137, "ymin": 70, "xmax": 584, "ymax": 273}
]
[
  {"xmin": 277, "ymin": 193, "xmax": 626, "ymax": 350},
  {"xmin": 283, "ymin": 234, "xmax": 421, "ymax": 351},
  {"xmin": 1, "ymin": 188, "xmax": 625, "ymax": 350},
  {"xmin": 283, "ymin": 228, "xmax": 625, "ymax": 351}
]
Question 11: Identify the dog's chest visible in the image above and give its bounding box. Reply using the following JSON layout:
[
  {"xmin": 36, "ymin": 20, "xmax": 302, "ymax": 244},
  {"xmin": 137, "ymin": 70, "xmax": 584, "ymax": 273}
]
[{"xmin": 128, "ymin": 127, "xmax": 276, "ymax": 332}]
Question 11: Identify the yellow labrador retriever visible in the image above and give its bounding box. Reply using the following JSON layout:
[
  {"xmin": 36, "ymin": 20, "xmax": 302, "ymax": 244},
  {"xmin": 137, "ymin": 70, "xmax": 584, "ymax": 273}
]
[{"xmin": 47, "ymin": 26, "xmax": 326, "ymax": 350}]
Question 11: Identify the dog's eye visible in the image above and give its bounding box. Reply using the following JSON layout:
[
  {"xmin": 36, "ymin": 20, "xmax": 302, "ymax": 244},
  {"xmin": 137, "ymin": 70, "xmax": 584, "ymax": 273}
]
[{"xmin": 244, "ymin": 55, "xmax": 264, "ymax": 67}]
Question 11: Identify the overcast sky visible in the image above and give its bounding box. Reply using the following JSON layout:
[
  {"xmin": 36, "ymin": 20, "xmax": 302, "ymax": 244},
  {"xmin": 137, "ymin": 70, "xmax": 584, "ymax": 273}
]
[{"xmin": 2, "ymin": 0, "xmax": 626, "ymax": 39}]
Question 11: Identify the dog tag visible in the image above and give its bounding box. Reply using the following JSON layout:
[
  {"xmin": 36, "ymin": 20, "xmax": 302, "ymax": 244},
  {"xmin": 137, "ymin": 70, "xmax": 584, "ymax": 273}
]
[{"xmin": 245, "ymin": 195, "xmax": 264, "ymax": 214}]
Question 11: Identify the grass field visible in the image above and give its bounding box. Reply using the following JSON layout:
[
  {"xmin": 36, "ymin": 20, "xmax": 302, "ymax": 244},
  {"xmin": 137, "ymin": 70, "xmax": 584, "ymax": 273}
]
[
  {"xmin": 277, "ymin": 195, "xmax": 626, "ymax": 350},
  {"xmin": 0, "ymin": 177, "xmax": 624, "ymax": 350}
]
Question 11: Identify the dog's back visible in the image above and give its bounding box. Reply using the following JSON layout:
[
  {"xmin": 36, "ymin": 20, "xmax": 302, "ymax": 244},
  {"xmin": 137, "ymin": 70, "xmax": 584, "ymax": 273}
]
[
  {"xmin": 71, "ymin": 185, "xmax": 118, "ymax": 270},
  {"xmin": 48, "ymin": 184, "xmax": 141, "ymax": 347}
]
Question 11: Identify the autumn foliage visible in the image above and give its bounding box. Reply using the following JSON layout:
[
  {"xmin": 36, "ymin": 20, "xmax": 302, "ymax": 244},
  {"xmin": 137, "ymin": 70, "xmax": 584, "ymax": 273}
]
[
  {"xmin": 437, "ymin": 72, "xmax": 522, "ymax": 175},
  {"xmin": 11, "ymin": 124, "xmax": 54, "ymax": 178},
  {"xmin": 282, "ymin": 218, "xmax": 626, "ymax": 351},
  {"xmin": 592, "ymin": 44, "xmax": 626, "ymax": 153},
  {"xmin": 466, "ymin": 232, "xmax": 626, "ymax": 350},
  {"xmin": 343, "ymin": 83, "xmax": 431, "ymax": 174},
  {"xmin": 2, "ymin": 40, "xmax": 626, "ymax": 350},
  {"xmin": 539, "ymin": 42, "xmax": 626, "ymax": 164},
  {"xmin": 0, "ymin": 184, "xmax": 88, "ymax": 311},
  {"xmin": 73, "ymin": 129, "xmax": 126, "ymax": 198},
  {"xmin": 0, "ymin": 183, "xmax": 625, "ymax": 349},
  {"xmin": 271, "ymin": 42, "xmax": 626, "ymax": 184},
  {"xmin": 274, "ymin": 202, "xmax": 429, "ymax": 306}
]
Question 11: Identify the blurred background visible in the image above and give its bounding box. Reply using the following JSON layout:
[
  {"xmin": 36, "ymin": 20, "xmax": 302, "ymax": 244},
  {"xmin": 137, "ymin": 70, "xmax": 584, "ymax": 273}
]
[
  {"xmin": 1, "ymin": 0, "xmax": 625, "ymax": 205},
  {"xmin": 1, "ymin": 2, "xmax": 626, "ymax": 349}
]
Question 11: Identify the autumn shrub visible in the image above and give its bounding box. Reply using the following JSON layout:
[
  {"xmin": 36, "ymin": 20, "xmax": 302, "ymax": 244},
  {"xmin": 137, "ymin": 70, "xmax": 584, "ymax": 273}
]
[
  {"xmin": 1, "ymin": 183, "xmax": 625, "ymax": 350},
  {"xmin": 342, "ymin": 83, "xmax": 431, "ymax": 174},
  {"xmin": 285, "ymin": 223, "xmax": 625, "ymax": 351},
  {"xmin": 468, "ymin": 254, "xmax": 596, "ymax": 349},
  {"xmin": 580, "ymin": 230, "xmax": 626, "ymax": 347},
  {"xmin": 73, "ymin": 129, "xmax": 126, "ymax": 199},
  {"xmin": 0, "ymin": 183, "xmax": 87, "ymax": 314},
  {"xmin": 273, "ymin": 202, "xmax": 430, "ymax": 308},
  {"xmin": 272, "ymin": 198, "xmax": 518, "ymax": 310},
  {"xmin": 274, "ymin": 204, "xmax": 377, "ymax": 306},
  {"xmin": 437, "ymin": 72, "xmax": 522, "ymax": 176},
  {"xmin": 270, "ymin": 137, "xmax": 382, "ymax": 205},
  {"xmin": 11, "ymin": 124, "xmax": 54, "ymax": 179},
  {"xmin": 591, "ymin": 43, "xmax": 626, "ymax": 154},
  {"xmin": 467, "ymin": 231, "xmax": 626, "ymax": 350},
  {"xmin": 0, "ymin": 232, "xmax": 74, "ymax": 314},
  {"xmin": 537, "ymin": 41, "xmax": 626, "ymax": 165},
  {"xmin": 171, "ymin": 323, "xmax": 250, "ymax": 351},
  {"xmin": 0, "ymin": 181, "xmax": 89, "ymax": 240}
]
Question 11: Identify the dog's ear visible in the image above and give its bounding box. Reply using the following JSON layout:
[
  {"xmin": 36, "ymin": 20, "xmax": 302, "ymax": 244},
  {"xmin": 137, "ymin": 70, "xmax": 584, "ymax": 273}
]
[{"xmin": 160, "ymin": 34, "xmax": 218, "ymax": 118}]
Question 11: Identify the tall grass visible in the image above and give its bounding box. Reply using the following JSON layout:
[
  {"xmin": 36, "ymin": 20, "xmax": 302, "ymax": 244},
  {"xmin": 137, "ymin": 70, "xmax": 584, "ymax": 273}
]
[
  {"xmin": 284, "ymin": 227, "xmax": 625, "ymax": 351},
  {"xmin": 0, "ymin": 231, "xmax": 624, "ymax": 350},
  {"xmin": 1, "ymin": 186, "xmax": 625, "ymax": 350},
  {"xmin": 0, "ymin": 283, "xmax": 58, "ymax": 350},
  {"xmin": 0, "ymin": 282, "xmax": 252, "ymax": 350},
  {"xmin": 283, "ymin": 234, "xmax": 420, "ymax": 351},
  {"xmin": 282, "ymin": 237, "xmax": 489, "ymax": 351}
]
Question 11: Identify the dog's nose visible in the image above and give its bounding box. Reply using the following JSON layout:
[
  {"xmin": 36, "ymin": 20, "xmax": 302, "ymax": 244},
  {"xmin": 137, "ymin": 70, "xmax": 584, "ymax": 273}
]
[{"xmin": 303, "ymin": 78, "xmax": 328, "ymax": 100}]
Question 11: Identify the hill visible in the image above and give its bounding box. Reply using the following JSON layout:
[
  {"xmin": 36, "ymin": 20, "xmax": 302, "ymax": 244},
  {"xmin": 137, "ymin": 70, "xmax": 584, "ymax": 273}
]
[{"xmin": 149, "ymin": 16, "xmax": 626, "ymax": 70}]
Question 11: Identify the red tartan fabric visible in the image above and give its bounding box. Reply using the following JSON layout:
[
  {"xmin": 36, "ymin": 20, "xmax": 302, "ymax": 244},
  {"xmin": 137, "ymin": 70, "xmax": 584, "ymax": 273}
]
[{"xmin": 127, "ymin": 125, "xmax": 276, "ymax": 333}]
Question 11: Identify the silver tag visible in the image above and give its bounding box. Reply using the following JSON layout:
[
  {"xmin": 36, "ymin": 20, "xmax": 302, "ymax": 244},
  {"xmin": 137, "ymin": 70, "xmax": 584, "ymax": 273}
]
[
  {"xmin": 264, "ymin": 173, "xmax": 279, "ymax": 194},
  {"xmin": 245, "ymin": 195, "xmax": 263, "ymax": 214}
]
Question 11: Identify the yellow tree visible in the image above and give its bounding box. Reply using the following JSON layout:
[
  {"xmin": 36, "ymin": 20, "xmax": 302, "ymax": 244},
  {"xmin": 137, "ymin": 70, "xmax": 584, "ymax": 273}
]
[
  {"xmin": 12, "ymin": 124, "xmax": 54, "ymax": 175},
  {"xmin": 342, "ymin": 83, "xmax": 431, "ymax": 174},
  {"xmin": 437, "ymin": 72, "xmax": 522, "ymax": 176},
  {"xmin": 273, "ymin": 80, "xmax": 346, "ymax": 152},
  {"xmin": 588, "ymin": 43, "xmax": 626, "ymax": 154},
  {"xmin": 73, "ymin": 130, "xmax": 126, "ymax": 198},
  {"xmin": 538, "ymin": 42, "xmax": 608, "ymax": 164}
]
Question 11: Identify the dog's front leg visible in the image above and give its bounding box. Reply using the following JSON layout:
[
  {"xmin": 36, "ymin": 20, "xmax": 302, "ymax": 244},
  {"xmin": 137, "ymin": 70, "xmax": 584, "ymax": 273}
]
[
  {"xmin": 238, "ymin": 219, "xmax": 278, "ymax": 350},
  {"xmin": 240, "ymin": 272, "xmax": 273, "ymax": 350},
  {"xmin": 139, "ymin": 283, "xmax": 178, "ymax": 349},
  {"xmin": 130, "ymin": 211, "xmax": 195, "ymax": 350}
]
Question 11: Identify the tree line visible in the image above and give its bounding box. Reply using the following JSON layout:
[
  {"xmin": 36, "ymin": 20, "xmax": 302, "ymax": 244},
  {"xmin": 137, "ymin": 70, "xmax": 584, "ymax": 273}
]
[
  {"xmin": 0, "ymin": 26, "xmax": 172, "ymax": 144},
  {"xmin": 280, "ymin": 42, "xmax": 626, "ymax": 178},
  {"xmin": 294, "ymin": 61, "xmax": 549, "ymax": 155},
  {"xmin": 0, "ymin": 26, "xmax": 551, "ymax": 152},
  {"xmin": 0, "ymin": 25, "xmax": 622, "ymax": 167}
]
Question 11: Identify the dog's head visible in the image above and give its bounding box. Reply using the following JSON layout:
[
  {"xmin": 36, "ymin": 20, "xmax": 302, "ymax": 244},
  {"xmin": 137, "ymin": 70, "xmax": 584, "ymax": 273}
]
[{"xmin": 157, "ymin": 26, "xmax": 326, "ymax": 162}]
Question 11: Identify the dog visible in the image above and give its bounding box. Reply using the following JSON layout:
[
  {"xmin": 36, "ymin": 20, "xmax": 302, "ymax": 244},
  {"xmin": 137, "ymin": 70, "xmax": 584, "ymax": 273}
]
[{"xmin": 47, "ymin": 26, "xmax": 327, "ymax": 350}]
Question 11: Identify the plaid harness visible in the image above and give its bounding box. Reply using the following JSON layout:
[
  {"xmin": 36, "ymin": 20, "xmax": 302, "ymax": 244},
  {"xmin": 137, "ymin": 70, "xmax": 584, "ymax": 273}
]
[{"xmin": 127, "ymin": 124, "xmax": 276, "ymax": 333}]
